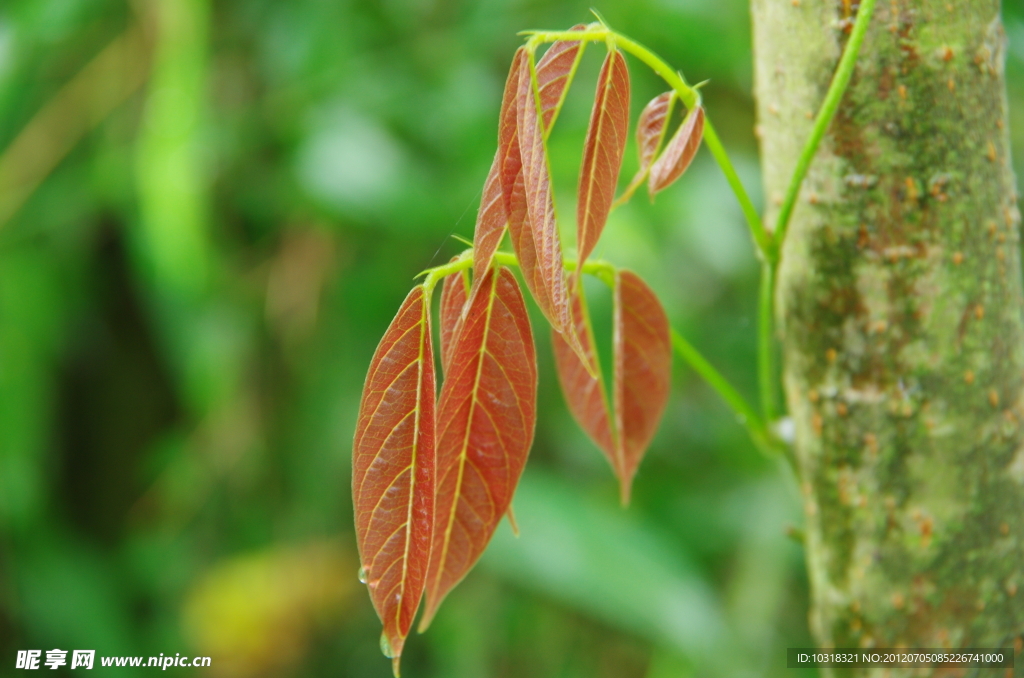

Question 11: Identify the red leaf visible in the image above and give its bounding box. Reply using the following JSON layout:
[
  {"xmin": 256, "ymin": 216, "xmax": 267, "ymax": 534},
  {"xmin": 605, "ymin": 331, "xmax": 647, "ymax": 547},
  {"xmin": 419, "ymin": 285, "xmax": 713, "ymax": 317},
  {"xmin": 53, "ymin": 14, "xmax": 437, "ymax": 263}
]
[
  {"xmin": 470, "ymin": 154, "xmax": 508, "ymax": 291},
  {"xmin": 352, "ymin": 286, "xmax": 436, "ymax": 673},
  {"xmin": 551, "ymin": 271, "xmax": 671, "ymax": 504},
  {"xmin": 619, "ymin": 92, "xmax": 674, "ymax": 205},
  {"xmin": 495, "ymin": 48, "xmax": 526, "ymax": 241},
  {"xmin": 489, "ymin": 45, "xmax": 590, "ymax": 370},
  {"xmin": 439, "ymin": 264, "xmax": 469, "ymax": 375},
  {"xmin": 613, "ymin": 270, "xmax": 671, "ymax": 504},
  {"xmin": 551, "ymin": 286, "xmax": 615, "ymax": 459},
  {"xmin": 421, "ymin": 266, "xmax": 537, "ymax": 629},
  {"xmin": 536, "ymin": 24, "xmax": 587, "ymax": 133},
  {"xmin": 576, "ymin": 50, "xmax": 630, "ymax": 274},
  {"xmin": 648, "ymin": 105, "xmax": 704, "ymax": 197},
  {"xmin": 514, "ymin": 50, "xmax": 573, "ymax": 336}
]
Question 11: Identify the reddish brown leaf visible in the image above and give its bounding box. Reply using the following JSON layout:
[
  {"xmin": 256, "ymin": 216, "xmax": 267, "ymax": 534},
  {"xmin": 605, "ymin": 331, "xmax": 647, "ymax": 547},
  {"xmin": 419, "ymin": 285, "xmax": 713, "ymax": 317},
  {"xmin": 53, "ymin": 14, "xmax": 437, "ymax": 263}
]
[
  {"xmin": 439, "ymin": 264, "xmax": 469, "ymax": 375},
  {"xmin": 619, "ymin": 91, "xmax": 674, "ymax": 205},
  {"xmin": 536, "ymin": 24, "xmax": 587, "ymax": 134},
  {"xmin": 576, "ymin": 50, "xmax": 630, "ymax": 274},
  {"xmin": 551, "ymin": 271, "xmax": 671, "ymax": 504},
  {"xmin": 352, "ymin": 286, "xmax": 436, "ymax": 673},
  {"xmin": 421, "ymin": 266, "xmax": 537, "ymax": 629},
  {"xmin": 470, "ymin": 154, "xmax": 508, "ymax": 291},
  {"xmin": 648, "ymin": 105, "xmax": 704, "ymax": 197},
  {"xmin": 551, "ymin": 285, "xmax": 615, "ymax": 460},
  {"xmin": 495, "ymin": 48, "xmax": 526, "ymax": 241},
  {"xmin": 514, "ymin": 50, "xmax": 573, "ymax": 336},
  {"xmin": 613, "ymin": 270, "xmax": 671, "ymax": 504},
  {"xmin": 487, "ymin": 45, "xmax": 590, "ymax": 372},
  {"xmin": 473, "ymin": 47, "xmax": 526, "ymax": 296}
]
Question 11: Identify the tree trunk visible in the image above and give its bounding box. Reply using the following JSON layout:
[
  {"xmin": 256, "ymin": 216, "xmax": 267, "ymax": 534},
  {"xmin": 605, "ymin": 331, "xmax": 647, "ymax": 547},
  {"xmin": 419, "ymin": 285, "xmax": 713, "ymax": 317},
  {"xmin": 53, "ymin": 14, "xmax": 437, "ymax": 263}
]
[{"xmin": 751, "ymin": 0, "xmax": 1024, "ymax": 670}]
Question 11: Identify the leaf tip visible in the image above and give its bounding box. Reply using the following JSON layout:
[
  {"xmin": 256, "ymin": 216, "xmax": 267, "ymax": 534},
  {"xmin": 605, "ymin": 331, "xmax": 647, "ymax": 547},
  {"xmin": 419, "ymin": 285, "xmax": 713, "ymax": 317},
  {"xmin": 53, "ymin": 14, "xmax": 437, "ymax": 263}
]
[
  {"xmin": 618, "ymin": 479, "xmax": 633, "ymax": 508},
  {"xmin": 417, "ymin": 604, "xmax": 437, "ymax": 634},
  {"xmin": 506, "ymin": 505, "xmax": 521, "ymax": 537},
  {"xmin": 392, "ymin": 657, "xmax": 402, "ymax": 678}
]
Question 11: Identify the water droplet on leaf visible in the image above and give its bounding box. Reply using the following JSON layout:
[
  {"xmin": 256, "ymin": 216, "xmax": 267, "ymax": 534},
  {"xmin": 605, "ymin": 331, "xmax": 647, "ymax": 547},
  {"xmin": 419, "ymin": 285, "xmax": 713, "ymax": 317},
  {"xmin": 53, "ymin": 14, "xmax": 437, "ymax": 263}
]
[{"xmin": 358, "ymin": 566, "xmax": 368, "ymax": 584}]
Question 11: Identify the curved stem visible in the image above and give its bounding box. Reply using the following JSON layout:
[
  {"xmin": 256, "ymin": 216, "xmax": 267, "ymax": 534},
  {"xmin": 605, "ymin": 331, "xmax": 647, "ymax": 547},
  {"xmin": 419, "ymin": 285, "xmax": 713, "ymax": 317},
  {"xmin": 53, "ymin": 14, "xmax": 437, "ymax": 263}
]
[
  {"xmin": 606, "ymin": 35, "xmax": 771, "ymax": 261},
  {"xmin": 671, "ymin": 330, "xmax": 784, "ymax": 459},
  {"xmin": 702, "ymin": 120, "xmax": 771, "ymax": 260},
  {"xmin": 771, "ymin": 0, "xmax": 877, "ymax": 253}
]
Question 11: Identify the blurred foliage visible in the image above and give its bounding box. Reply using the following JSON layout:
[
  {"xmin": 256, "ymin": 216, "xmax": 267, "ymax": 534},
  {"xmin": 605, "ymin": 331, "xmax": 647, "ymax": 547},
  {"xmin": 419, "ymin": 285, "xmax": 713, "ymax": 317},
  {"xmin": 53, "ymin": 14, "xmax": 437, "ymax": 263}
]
[{"xmin": 0, "ymin": 0, "xmax": 1021, "ymax": 676}]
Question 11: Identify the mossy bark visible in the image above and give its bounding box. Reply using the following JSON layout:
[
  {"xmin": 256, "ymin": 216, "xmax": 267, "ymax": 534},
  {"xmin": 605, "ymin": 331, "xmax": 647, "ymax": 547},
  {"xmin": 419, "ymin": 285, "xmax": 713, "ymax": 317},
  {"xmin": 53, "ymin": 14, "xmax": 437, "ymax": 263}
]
[{"xmin": 751, "ymin": 0, "xmax": 1024, "ymax": 672}]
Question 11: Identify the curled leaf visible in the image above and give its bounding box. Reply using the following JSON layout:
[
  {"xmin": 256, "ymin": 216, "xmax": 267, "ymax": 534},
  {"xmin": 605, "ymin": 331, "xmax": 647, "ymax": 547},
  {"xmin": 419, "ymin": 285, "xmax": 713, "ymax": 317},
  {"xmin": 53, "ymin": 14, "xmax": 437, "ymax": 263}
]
[
  {"xmin": 421, "ymin": 267, "xmax": 537, "ymax": 629},
  {"xmin": 552, "ymin": 271, "xmax": 671, "ymax": 504},
  {"xmin": 618, "ymin": 92, "xmax": 674, "ymax": 206},
  {"xmin": 648, "ymin": 105, "xmax": 704, "ymax": 198},
  {"xmin": 577, "ymin": 49, "xmax": 630, "ymax": 275},
  {"xmin": 536, "ymin": 24, "xmax": 587, "ymax": 134},
  {"xmin": 352, "ymin": 286, "xmax": 436, "ymax": 673},
  {"xmin": 514, "ymin": 49, "xmax": 585, "ymax": 359}
]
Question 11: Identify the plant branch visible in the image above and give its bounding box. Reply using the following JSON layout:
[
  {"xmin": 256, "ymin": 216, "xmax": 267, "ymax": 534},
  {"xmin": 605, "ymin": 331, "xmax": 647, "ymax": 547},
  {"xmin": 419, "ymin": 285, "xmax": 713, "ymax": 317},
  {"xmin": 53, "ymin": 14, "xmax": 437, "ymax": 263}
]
[
  {"xmin": 419, "ymin": 249, "xmax": 786, "ymax": 459},
  {"xmin": 671, "ymin": 329, "xmax": 785, "ymax": 459},
  {"xmin": 771, "ymin": 0, "xmax": 877, "ymax": 253},
  {"xmin": 525, "ymin": 28, "xmax": 771, "ymax": 261},
  {"xmin": 610, "ymin": 35, "xmax": 771, "ymax": 262}
]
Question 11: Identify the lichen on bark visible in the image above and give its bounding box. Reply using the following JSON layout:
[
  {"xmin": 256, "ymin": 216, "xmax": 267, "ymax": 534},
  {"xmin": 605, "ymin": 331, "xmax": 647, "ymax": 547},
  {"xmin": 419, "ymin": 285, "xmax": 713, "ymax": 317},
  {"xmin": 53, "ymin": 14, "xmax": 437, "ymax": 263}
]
[{"xmin": 751, "ymin": 0, "xmax": 1024, "ymax": 672}]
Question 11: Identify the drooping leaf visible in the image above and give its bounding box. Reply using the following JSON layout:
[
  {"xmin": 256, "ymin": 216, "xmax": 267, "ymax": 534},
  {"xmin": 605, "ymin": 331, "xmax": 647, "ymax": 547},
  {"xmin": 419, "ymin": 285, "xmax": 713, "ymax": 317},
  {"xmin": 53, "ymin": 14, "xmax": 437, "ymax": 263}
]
[
  {"xmin": 438, "ymin": 264, "xmax": 469, "ymax": 375},
  {"xmin": 470, "ymin": 154, "xmax": 508, "ymax": 291},
  {"xmin": 576, "ymin": 49, "xmax": 630, "ymax": 275},
  {"xmin": 420, "ymin": 266, "xmax": 537, "ymax": 629},
  {"xmin": 476, "ymin": 27, "xmax": 585, "ymax": 294},
  {"xmin": 613, "ymin": 270, "xmax": 671, "ymax": 504},
  {"xmin": 494, "ymin": 47, "xmax": 527, "ymax": 249},
  {"xmin": 552, "ymin": 284, "xmax": 615, "ymax": 458},
  {"xmin": 513, "ymin": 50, "xmax": 579, "ymax": 348},
  {"xmin": 618, "ymin": 92, "xmax": 675, "ymax": 205},
  {"xmin": 648, "ymin": 105, "xmax": 705, "ymax": 198},
  {"xmin": 552, "ymin": 271, "xmax": 671, "ymax": 504},
  {"xmin": 536, "ymin": 24, "xmax": 587, "ymax": 134},
  {"xmin": 352, "ymin": 286, "xmax": 436, "ymax": 674}
]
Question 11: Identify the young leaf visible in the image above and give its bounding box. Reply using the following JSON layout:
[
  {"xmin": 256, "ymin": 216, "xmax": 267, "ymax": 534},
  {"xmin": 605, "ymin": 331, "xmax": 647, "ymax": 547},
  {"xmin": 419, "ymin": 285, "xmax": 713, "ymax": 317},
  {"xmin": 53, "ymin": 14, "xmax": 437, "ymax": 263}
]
[
  {"xmin": 352, "ymin": 286, "xmax": 436, "ymax": 675},
  {"xmin": 514, "ymin": 50, "xmax": 576, "ymax": 343},
  {"xmin": 613, "ymin": 270, "xmax": 672, "ymax": 504},
  {"xmin": 489, "ymin": 43, "xmax": 590, "ymax": 374},
  {"xmin": 536, "ymin": 24, "xmax": 587, "ymax": 134},
  {"xmin": 648, "ymin": 105, "xmax": 705, "ymax": 198},
  {"xmin": 494, "ymin": 47, "xmax": 526, "ymax": 252},
  {"xmin": 438, "ymin": 264, "xmax": 470, "ymax": 375},
  {"xmin": 551, "ymin": 285, "xmax": 615, "ymax": 459},
  {"xmin": 618, "ymin": 91, "xmax": 674, "ymax": 206},
  {"xmin": 470, "ymin": 154, "xmax": 508, "ymax": 290},
  {"xmin": 576, "ymin": 49, "xmax": 630, "ymax": 275},
  {"xmin": 421, "ymin": 266, "xmax": 537, "ymax": 630},
  {"xmin": 552, "ymin": 271, "xmax": 671, "ymax": 504}
]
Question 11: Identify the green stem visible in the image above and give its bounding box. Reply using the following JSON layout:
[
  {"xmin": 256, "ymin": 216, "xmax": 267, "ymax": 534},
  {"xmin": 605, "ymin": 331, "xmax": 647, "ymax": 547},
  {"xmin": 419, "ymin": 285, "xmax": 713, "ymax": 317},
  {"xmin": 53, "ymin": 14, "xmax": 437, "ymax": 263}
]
[
  {"xmin": 422, "ymin": 249, "xmax": 787, "ymax": 459},
  {"xmin": 525, "ymin": 28, "xmax": 771, "ymax": 262},
  {"xmin": 613, "ymin": 37, "xmax": 770, "ymax": 262},
  {"xmin": 758, "ymin": 262, "xmax": 777, "ymax": 420},
  {"xmin": 702, "ymin": 120, "xmax": 771, "ymax": 260},
  {"xmin": 771, "ymin": 0, "xmax": 877, "ymax": 253},
  {"xmin": 671, "ymin": 329, "xmax": 782, "ymax": 458}
]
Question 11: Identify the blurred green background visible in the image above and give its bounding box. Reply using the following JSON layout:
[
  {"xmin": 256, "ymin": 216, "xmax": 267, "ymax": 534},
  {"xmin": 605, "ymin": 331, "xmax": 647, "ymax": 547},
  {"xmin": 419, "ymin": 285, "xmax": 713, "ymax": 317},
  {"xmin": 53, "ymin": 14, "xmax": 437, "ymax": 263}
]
[{"xmin": 1, "ymin": 1, "xmax": 1022, "ymax": 676}]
